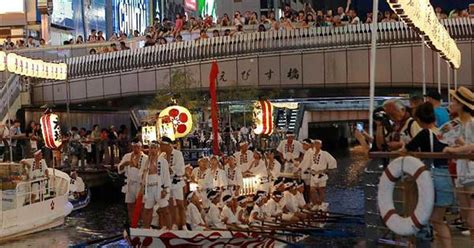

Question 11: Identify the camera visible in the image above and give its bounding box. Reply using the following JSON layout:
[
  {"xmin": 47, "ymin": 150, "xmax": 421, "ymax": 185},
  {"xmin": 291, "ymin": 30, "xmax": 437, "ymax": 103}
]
[{"xmin": 373, "ymin": 109, "xmax": 393, "ymax": 133}]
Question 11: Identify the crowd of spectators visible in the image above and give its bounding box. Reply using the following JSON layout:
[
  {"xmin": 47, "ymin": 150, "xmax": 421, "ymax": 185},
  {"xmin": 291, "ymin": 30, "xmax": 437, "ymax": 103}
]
[{"xmin": 1, "ymin": 2, "xmax": 472, "ymax": 52}]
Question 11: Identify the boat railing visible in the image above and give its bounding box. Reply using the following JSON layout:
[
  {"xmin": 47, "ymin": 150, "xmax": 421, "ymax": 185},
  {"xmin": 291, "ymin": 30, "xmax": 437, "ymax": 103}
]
[
  {"xmin": 365, "ymin": 151, "xmax": 474, "ymax": 247},
  {"xmin": 33, "ymin": 17, "xmax": 472, "ymax": 80}
]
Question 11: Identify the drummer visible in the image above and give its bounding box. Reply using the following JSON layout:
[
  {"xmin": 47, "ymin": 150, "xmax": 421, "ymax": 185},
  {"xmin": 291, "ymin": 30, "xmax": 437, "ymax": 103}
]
[
  {"xmin": 20, "ymin": 150, "xmax": 49, "ymax": 203},
  {"xmin": 245, "ymin": 150, "xmax": 270, "ymax": 192},
  {"xmin": 224, "ymin": 155, "xmax": 243, "ymax": 196},
  {"xmin": 117, "ymin": 139, "xmax": 148, "ymax": 223},
  {"xmin": 234, "ymin": 141, "xmax": 253, "ymax": 173},
  {"xmin": 277, "ymin": 131, "xmax": 303, "ymax": 173}
]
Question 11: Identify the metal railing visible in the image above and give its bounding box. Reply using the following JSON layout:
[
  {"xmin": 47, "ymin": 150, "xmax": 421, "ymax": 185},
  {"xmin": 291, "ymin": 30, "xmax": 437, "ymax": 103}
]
[
  {"xmin": 0, "ymin": 74, "xmax": 20, "ymax": 122},
  {"xmin": 62, "ymin": 18, "xmax": 473, "ymax": 80},
  {"xmin": 365, "ymin": 152, "xmax": 474, "ymax": 247}
]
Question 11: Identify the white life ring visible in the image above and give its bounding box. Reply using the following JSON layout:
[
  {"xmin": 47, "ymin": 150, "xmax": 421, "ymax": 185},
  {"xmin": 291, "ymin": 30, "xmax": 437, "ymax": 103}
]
[{"xmin": 377, "ymin": 156, "xmax": 434, "ymax": 236}]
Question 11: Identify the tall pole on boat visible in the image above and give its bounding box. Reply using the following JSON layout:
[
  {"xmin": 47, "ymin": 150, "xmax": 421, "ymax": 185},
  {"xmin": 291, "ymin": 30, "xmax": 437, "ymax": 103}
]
[
  {"xmin": 421, "ymin": 36, "xmax": 426, "ymax": 96},
  {"xmin": 6, "ymin": 76, "xmax": 14, "ymax": 162},
  {"xmin": 369, "ymin": 0, "xmax": 379, "ymax": 139},
  {"xmin": 437, "ymin": 56, "xmax": 441, "ymax": 94},
  {"xmin": 447, "ymin": 64, "xmax": 451, "ymax": 104}
]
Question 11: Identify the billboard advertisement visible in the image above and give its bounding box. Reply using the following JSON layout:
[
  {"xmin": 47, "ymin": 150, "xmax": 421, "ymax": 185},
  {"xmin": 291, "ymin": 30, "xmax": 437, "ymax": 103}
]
[
  {"xmin": 113, "ymin": 0, "xmax": 149, "ymax": 35},
  {"xmin": 198, "ymin": 0, "xmax": 216, "ymax": 19}
]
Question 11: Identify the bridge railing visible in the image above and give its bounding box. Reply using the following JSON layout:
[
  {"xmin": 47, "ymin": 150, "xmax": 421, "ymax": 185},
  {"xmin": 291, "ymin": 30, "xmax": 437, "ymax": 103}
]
[{"xmin": 63, "ymin": 18, "xmax": 473, "ymax": 80}]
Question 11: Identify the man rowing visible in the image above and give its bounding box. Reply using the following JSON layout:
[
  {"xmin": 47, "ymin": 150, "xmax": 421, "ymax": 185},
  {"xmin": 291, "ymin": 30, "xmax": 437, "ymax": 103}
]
[
  {"xmin": 186, "ymin": 191, "xmax": 208, "ymax": 231},
  {"xmin": 236, "ymin": 195, "xmax": 250, "ymax": 224},
  {"xmin": 206, "ymin": 190, "xmax": 226, "ymax": 229},
  {"xmin": 221, "ymin": 194, "xmax": 240, "ymax": 225}
]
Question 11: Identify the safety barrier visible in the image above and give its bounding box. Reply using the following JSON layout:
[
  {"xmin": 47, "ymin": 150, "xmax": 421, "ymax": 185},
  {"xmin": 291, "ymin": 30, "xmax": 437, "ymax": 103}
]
[
  {"xmin": 365, "ymin": 152, "xmax": 474, "ymax": 247},
  {"xmin": 64, "ymin": 18, "xmax": 473, "ymax": 79}
]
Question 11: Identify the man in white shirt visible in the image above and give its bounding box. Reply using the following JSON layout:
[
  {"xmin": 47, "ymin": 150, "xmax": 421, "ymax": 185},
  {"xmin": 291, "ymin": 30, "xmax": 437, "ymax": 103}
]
[
  {"xmin": 309, "ymin": 140, "xmax": 337, "ymax": 210},
  {"xmin": 236, "ymin": 195, "xmax": 249, "ymax": 224},
  {"xmin": 239, "ymin": 126, "xmax": 249, "ymax": 142},
  {"xmin": 209, "ymin": 155, "xmax": 228, "ymax": 191},
  {"xmin": 69, "ymin": 170, "xmax": 86, "ymax": 199},
  {"xmin": 277, "ymin": 132, "xmax": 303, "ymax": 173},
  {"xmin": 245, "ymin": 151, "xmax": 270, "ymax": 192},
  {"xmin": 186, "ymin": 191, "xmax": 208, "ymax": 231},
  {"xmin": 141, "ymin": 142, "xmax": 171, "ymax": 229},
  {"xmin": 265, "ymin": 151, "xmax": 281, "ymax": 183},
  {"xmin": 221, "ymin": 195, "xmax": 239, "ymax": 225},
  {"xmin": 117, "ymin": 140, "xmax": 148, "ymax": 223},
  {"xmin": 206, "ymin": 190, "xmax": 226, "ymax": 229},
  {"xmin": 266, "ymin": 190, "xmax": 299, "ymax": 222},
  {"xmin": 20, "ymin": 150, "xmax": 49, "ymax": 202},
  {"xmin": 160, "ymin": 136, "xmax": 186, "ymax": 230},
  {"xmin": 234, "ymin": 142, "xmax": 253, "ymax": 172},
  {"xmin": 249, "ymin": 194, "xmax": 268, "ymax": 225},
  {"xmin": 284, "ymin": 182, "xmax": 308, "ymax": 221},
  {"xmin": 225, "ymin": 155, "xmax": 243, "ymax": 196},
  {"xmin": 298, "ymin": 139, "xmax": 314, "ymax": 201}
]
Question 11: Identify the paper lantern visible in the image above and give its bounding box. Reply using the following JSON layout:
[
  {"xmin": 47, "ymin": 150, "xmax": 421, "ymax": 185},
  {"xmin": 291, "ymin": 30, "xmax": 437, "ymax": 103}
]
[
  {"xmin": 40, "ymin": 113, "xmax": 62, "ymax": 149},
  {"xmin": 253, "ymin": 100, "xmax": 274, "ymax": 135},
  {"xmin": 141, "ymin": 126, "xmax": 157, "ymax": 146},
  {"xmin": 158, "ymin": 105, "xmax": 193, "ymax": 139},
  {"xmin": 0, "ymin": 51, "xmax": 6, "ymax": 72},
  {"xmin": 157, "ymin": 118, "xmax": 176, "ymax": 141}
]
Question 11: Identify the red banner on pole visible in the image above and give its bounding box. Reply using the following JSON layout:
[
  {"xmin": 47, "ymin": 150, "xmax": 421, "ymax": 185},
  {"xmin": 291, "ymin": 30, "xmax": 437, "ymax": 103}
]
[{"xmin": 209, "ymin": 61, "xmax": 220, "ymax": 155}]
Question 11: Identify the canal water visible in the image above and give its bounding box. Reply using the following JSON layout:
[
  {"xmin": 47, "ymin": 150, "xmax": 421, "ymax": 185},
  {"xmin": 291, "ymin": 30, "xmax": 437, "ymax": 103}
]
[{"xmin": 1, "ymin": 146, "xmax": 368, "ymax": 248}]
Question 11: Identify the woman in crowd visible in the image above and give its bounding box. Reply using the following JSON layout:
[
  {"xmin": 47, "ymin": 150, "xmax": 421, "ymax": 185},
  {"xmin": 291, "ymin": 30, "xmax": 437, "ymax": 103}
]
[{"xmin": 403, "ymin": 103, "xmax": 454, "ymax": 248}]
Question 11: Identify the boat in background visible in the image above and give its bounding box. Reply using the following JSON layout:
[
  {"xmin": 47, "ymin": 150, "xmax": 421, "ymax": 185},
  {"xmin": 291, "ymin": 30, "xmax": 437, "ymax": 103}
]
[
  {"xmin": 0, "ymin": 164, "xmax": 72, "ymax": 241},
  {"xmin": 69, "ymin": 187, "xmax": 91, "ymax": 212}
]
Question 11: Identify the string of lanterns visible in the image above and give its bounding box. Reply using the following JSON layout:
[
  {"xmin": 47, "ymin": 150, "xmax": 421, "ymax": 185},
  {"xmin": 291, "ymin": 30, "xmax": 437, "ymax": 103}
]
[{"xmin": 0, "ymin": 52, "xmax": 67, "ymax": 80}]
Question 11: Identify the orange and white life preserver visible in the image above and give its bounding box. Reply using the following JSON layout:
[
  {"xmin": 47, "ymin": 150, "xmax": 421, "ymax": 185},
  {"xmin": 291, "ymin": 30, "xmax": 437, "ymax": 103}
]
[
  {"xmin": 377, "ymin": 156, "xmax": 434, "ymax": 236},
  {"xmin": 40, "ymin": 113, "xmax": 62, "ymax": 149}
]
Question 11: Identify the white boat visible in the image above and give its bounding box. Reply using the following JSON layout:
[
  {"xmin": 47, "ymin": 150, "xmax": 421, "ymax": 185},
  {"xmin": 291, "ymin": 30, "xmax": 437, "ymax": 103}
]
[{"xmin": 0, "ymin": 163, "xmax": 72, "ymax": 241}]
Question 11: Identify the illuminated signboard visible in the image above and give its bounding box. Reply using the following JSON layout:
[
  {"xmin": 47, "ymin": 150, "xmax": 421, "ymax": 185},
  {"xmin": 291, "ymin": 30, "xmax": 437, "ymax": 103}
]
[
  {"xmin": 114, "ymin": 0, "xmax": 149, "ymax": 34},
  {"xmin": 0, "ymin": 1, "xmax": 24, "ymax": 14},
  {"xmin": 388, "ymin": 0, "xmax": 461, "ymax": 69},
  {"xmin": 51, "ymin": 0, "xmax": 73, "ymax": 28}
]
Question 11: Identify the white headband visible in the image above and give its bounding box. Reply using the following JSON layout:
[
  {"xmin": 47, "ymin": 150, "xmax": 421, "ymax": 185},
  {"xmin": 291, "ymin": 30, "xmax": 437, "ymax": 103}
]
[{"xmin": 34, "ymin": 150, "xmax": 42, "ymax": 156}]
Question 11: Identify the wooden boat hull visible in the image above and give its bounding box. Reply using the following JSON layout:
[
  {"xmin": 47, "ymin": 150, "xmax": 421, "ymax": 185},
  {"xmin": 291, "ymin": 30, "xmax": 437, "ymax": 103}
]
[{"xmin": 128, "ymin": 229, "xmax": 293, "ymax": 248}]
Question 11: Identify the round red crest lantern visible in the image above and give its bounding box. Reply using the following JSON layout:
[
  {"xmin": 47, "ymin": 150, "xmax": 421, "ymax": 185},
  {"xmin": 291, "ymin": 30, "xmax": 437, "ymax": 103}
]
[
  {"xmin": 253, "ymin": 100, "xmax": 274, "ymax": 135},
  {"xmin": 158, "ymin": 105, "xmax": 193, "ymax": 139},
  {"xmin": 40, "ymin": 113, "xmax": 62, "ymax": 149}
]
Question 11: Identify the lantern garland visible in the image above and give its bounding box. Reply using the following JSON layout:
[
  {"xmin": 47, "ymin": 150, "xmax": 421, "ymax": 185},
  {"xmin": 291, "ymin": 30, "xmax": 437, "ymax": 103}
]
[
  {"xmin": 40, "ymin": 112, "xmax": 63, "ymax": 149},
  {"xmin": 253, "ymin": 100, "xmax": 274, "ymax": 135},
  {"xmin": 0, "ymin": 52, "xmax": 67, "ymax": 80},
  {"xmin": 157, "ymin": 105, "xmax": 193, "ymax": 141}
]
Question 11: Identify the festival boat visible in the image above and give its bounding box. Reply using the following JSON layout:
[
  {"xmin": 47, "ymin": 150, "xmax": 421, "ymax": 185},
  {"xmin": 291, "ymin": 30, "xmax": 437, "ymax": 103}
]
[{"xmin": 0, "ymin": 163, "xmax": 72, "ymax": 241}]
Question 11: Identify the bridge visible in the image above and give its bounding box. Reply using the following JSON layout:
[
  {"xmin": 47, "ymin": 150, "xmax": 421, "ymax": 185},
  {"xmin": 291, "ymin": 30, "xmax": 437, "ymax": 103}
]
[{"xmin": 0, "ymin": 18, "xmax": 472, "ymax": 136}]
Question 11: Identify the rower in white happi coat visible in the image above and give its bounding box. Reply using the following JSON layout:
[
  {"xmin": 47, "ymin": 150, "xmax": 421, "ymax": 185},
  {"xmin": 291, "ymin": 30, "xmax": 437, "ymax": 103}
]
[
  {"xmin": 265, "ymin": 151, "xmax": 281, "ymax": 183},
  {"xmin": 283, "ymin": 182, "xmax": 308, "ymax": 220},
  {"xmin": 245, "ymin": 151, "xmax": 270, "ymax": 192},
  {"xmin": 234, "ymin": 141, "xmax": 253, "ymax": 173},
  {"xmin": 186, "ymin": 191, "xmax": 208, "ymax": 231},
  {"xmin": 249, "ymin": 194, "xmax": 269, "ymax": 225},
  {"xmin": 295, "ymin": 181, "xmax": 311, "ymax": 210},
  {"xmin": 209, "ymin": 156, "xmax": 228, "ymax": 191},
  {"xmin": 277, "ymin": 131, "xmax": 304, "ymax": 173},
  {"xmin": 265, "ymin": 190, "xmax": 298, "ymax": 222},
  {"xmin": 308, "ymin": 140, "xmax": 337, "ymax": 209},
  {"xmin": 220, "ymin": 195, "xmax": 239, "ymax": 225},
  {"xmin": 224, "ymin": 155, "xmax": 243, "ymax": 196},
  {"xmin": 117, "ymin": 141, "xmax": 148, "ymax": 223},
  {"xmin": 206, "ymin": 190, "xmax": 226, "ymax": 229},
  {"xmin": 236, "ymin": 195, "xmax": 250, "ymax": 224},
  {"xmin": 20, "ymin": 150, "xmax": 49, "ymax": 202}
]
